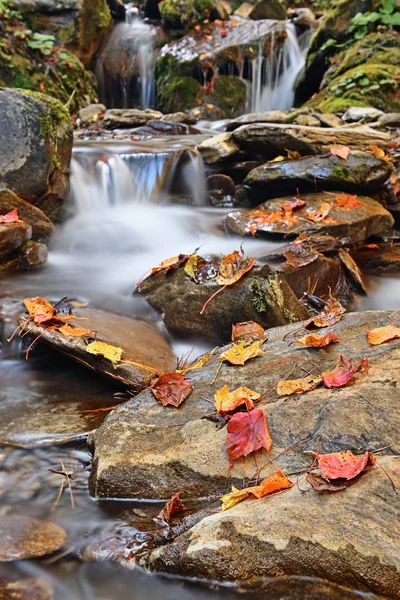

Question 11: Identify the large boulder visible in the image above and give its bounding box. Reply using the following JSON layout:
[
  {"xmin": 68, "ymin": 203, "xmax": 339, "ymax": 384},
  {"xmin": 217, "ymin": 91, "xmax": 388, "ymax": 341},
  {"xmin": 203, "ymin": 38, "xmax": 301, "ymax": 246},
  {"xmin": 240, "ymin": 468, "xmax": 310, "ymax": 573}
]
[
  {"xmin": 89, "ymin": 310, "xmax": 400, "ymax": 502},
  {"xmin": 136, "ymin": 263, "xmax": 309, "ymax": 344},
  {"xmin": 244, "ymin": 151, "xmax": 393, "ymax": 198},
  {"xmin": 0, "ymin": 88, "xmax": 73, "ymax": 219},
  {"xmin": 225, "ymin": 192, "xmax": 394, "ymax": 242},
  {"xmin": 144, "ymin": 456, "xmax": 399, "ymax": 598}
]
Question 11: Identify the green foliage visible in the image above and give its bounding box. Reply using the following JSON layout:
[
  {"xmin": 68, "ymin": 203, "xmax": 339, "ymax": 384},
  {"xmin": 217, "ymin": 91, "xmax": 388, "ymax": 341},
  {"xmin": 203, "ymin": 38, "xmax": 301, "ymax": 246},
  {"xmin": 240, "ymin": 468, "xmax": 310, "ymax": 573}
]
[
  {"xmin": 349, "ymin": 0, "xmax": 400, "ymax": 39},
  {"xmin": 330, "ymin": 67, "xmax": 396, "ymax": 95},
  {"xmin": 26, "ymin": 33, "xmax": 55, "ymax": 56}
]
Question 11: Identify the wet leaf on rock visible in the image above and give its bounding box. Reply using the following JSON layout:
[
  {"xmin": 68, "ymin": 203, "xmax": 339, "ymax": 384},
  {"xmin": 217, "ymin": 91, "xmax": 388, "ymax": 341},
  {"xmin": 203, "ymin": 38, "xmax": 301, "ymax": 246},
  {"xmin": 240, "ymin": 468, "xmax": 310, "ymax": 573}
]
[
  {"xmin": 86, "ymin": 341, "xmax": 123, "ymax": 366},
  {"xmin": 177, "ymin": 350, "xmax": 214, "ymax": 374},
  {"xmin": 334, "ymin": 193, "xmax": 361, "ymax": 210},
  {"xmin": 24, "ymin": 297, "xmax": 56, "ymax": 324},
  {"xmin": 280, "ymin": 198, "xmax": 307, "ymax": 213},
  {"xmin": 367, "ymin": 324, "xmax": 400, "ymax": 345},
  {"xmin": 156, "ymin": 492, "xmax": 187, "ymax": 522},
  {"xmin": 306, "ymin": 450, "xmax": 376, "ymax": 492},
  {"xmin": 184, "ymin": 254, "xmax": 216, "ymax": 283},
  {"xmin": 137, "ymin": 253, "xmax": 189, "ymax": 289},
  {"xmin": 226, "ymin": 407, "xmax": 272, "ymax": 463},
  {"xmin": 231, "ymin": 321, "xmax": 264, "ymax": 343},
  {"xmin": 276, "ymin": 375, "xmax": 322, "ymax": 396},
  {"xmin": 58, "ymin": 324, "xmax": 93, "ymax": 338},
  {"xmin": 321, "ymin": 355, "xmax": 369, "ymax": 389},
  {"xmin": 307, "ymin": 294, "xmax": 346, "ymax": 328},
  {"xmin": 306, "ymin": 202, "xmax": 333, "ymax": 223},
  {"xmin": 283, "ymin": 244, "xmax": 319, "ymax": 268},
  {"xmin": 369, "ymin": 145, "xmax": 390, "ymax": 162},
  {"xmin": 151, "ymin": 372, "xmax": 193, "ymax": 408},
  {"xmin": 295, "ymin": 332, "xmax": 340, "ymax": 348},
  {"xmin": 220, "ymin": 470, "xmax": 293, "ymax": 510},
  {"xmin": 0, "ymin": 208, "xmax": 22, "ymax": 223},
  {"xmin": 214, "ymin": 385, "xmax": 260, "ymax": 414},
  {"xmin": 220, "ymin": 339, "xmax": 266, "ymax": 366}
]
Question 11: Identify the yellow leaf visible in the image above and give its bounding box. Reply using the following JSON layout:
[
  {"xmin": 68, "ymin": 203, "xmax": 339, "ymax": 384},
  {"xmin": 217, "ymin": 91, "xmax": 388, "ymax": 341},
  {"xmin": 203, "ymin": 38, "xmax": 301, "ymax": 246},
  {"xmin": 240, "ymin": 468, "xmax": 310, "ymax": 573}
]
[
  {"xmin": 220, "ymin": 471, "xmax": 293, "ymax": 510},
  {"xmin": 220, "ymin": 486, "xmax": 250, "ymax": 510},
  {"xmin": 276, "ymin": 375, "xmax": 321, "ymax": 396},
  {"xmin": 220, "ymin": 339, "xmax": 266, "ymax": 366},
  {"xmin": 177, "ymin": 349, "xmax": 214, "ymax": 374},
  {"xmin": 269, "ymin": 155, "xmax": 285, "ymax": 163},
  {"xmin": 86, "ymin": 341, "xmax": 123, "ymax": 366},
  {"xmin": 367, "ymin": 324, "xmax": 400, "ymax": 345},
  {"xmin": 214, "ymin": 384, "xmax": 260, "ymax": 413}
]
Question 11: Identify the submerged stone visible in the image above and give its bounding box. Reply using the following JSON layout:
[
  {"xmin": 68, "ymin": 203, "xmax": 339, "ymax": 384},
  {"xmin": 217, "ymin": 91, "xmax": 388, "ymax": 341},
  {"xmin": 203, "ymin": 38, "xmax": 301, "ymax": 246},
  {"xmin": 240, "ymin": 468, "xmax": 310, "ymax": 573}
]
[{"xmin": 0, "ymin": 515, "xmax": 66, "ymax": 561}]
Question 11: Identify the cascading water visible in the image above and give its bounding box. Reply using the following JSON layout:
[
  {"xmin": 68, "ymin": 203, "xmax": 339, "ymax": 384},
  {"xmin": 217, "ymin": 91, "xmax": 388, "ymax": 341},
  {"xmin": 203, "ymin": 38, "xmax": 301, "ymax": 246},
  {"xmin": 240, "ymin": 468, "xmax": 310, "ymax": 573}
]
[{"xmin": 248, "ymin": 22, "xmax": 313, "ymax": 113}]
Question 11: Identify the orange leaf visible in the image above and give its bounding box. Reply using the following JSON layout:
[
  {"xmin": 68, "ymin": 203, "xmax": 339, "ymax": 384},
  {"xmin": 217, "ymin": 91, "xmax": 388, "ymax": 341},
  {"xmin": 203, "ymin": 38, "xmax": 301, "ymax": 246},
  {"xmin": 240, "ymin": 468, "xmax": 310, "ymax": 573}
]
[
  {"xmin": 321, "ymin": 355, "xmax": 369, "ymax": 389},
  {"xmin": 220, "ymin": 470, "xmax": 293, "ymax": 510},
  {"xmin": 58, "ymin": 324, "xmax": 93, "ymax": 337},
  {"xmin": 367, "ymin": 324, "xmax": 400, "ymax": 345},
  {"xmin": 330, "ymin": 145, "xmax": 350, "ymax": 160},
  {"xmin": 24, "ymin": 297, "xmax": 55, "ymax": 324},
  {"xmin": 214, "ymin": 384, "xmax": 260, "ymax": 414},
  {"xmin": 231, "ymin": 321, "xmax": 264, "ymax": 343},
  {"xmin": 150, "ymin": 372, "xmax": 193, "ymax": 408},
  {"xmin": 226, "ymin": 407, "xmax": 272, "ymax": 463},
  {"xmin": 280, "ymin": 198, "xmax": 306, "ymax": 213},
  {"xmin": 334, "ymin": 193, "xmax": 361, "ymax": 210},
  {"xmin": 220, "ymin": 339, "xmax": 265, "ymax": 366},
  {"xmin": 306, "ymin": 202, "xmax": 332, "ymax": 223},
  {"xmin": 369, "ymin": 145, "xmax": 390, "ymax": 162},
  {"xmin": 156, "ymin": 492, "xmax": 186, "ymax": 522},
  {"xmin": 0, "ymin": 209, "xmax": 22, "ymax": 224},
  {"xmin": 295, "ymin": 332, "xmax": 340, "ymax": 348},
  {"xmin": 308, "ymin": 294, "xmax": 346, "ymax": 328},
  {"xmin": 276, "ymin": 375, "xmax": 321, "ymax": 396},
  {"xmin": 137, "ymin": 253, "xmax": 189, "ymax": 288}
]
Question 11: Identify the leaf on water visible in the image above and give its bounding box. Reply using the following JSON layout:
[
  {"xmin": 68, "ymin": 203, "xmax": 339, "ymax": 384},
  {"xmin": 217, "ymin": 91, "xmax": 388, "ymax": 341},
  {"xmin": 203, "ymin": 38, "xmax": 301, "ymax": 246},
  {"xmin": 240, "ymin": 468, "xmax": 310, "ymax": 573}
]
[
  {"xmin": 280, "ymin": 198, "xmax": 307, "ymax": 213},
  {"xmin": 24, "ymin": 297, "xmax": 55, "ymax": 324},
  {"xmin": 214, "ymin": 384, "xmax": 260, "ymax": 414},
  {"xmin": 321, "ymin": 355, "xmax": 369, "ymax": 389},
  {"xmin": 220, "ymin": 339, "xmax": 266, "ymax": 366},
  {"xmin": 308, "ymin": 294, "xmax": 346, "ymax": 328},
  {"xmin": 151, "ymin": 372, "xmax": 193, "ymax": 408},
  {"xmin": 295, "ymin": 332, "xmax": 340, "ymax": 348},
  {"xmin": 86, "ymin": 341, "xmax": 123, "ymax": 366},
  {"xmin": 231, "ymin": 321, "xmax": 265, "ymax": 343},
  {"xmin": 330, "ymin": 145, "xmax": 350, "ymax": 160},
  {"xmin": 226, "ymin": 407, "xmax": 272, "ymax": 463},
  {"xmin": 367, "ymin": 324, "xmax": 400, "ymax": 345},
  {"xmin": 220, "ymin": 470, "xmax": 293, "ymax": 510},
  {"xmin": 334, "ymin": 193, "xmax": 361, "ymax": 210},
  {"xmin": 184, "ymin": 254, "xmax": 216, "ymax": 283},
  {"xmin": 156, "ymin": 492, "xmax": 187, "ymax": 522},
  {"xmin": 369, "ymin": 144, "xmax": 390, "ymax": 162},
  {"xmin": 283, "ymin": 244, "xmax": 319, "ymax": 268},
  {"xmin": 0, "ymin": 209, "xmax": 23, "ymax": 224},
  {"xmin": 58, "ymin": 324, "xmax": 93, "ymax": 338},
  {"xmin": 306, "ymin": 202, "xmax": 333, "ymax": 223},
  {"xmin": 276, "ymin": 375, "xmax": 322, "ymax": 396}
]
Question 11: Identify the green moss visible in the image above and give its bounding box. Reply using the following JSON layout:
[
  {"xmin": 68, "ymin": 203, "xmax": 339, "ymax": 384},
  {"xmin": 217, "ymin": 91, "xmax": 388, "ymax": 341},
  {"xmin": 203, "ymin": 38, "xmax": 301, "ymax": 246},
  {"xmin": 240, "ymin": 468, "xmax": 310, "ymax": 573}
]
[
  {"xmin": 155, "ymin": 54, "xmax": 202, "ymax": 113},
  {"xmin": 19, "ymin": 89, "xmax": 70, "ymax": 138},
  {"xmin": 78, "ymin": 0, "xmax": 111, "ymax": 66},
  {"xmin": 160, "ymin": 0, "xmax": 214, "ymax": 30},
  {"xmin": 331, "ymin": 166, "xmax": 350, "ymax": 179},
  {"xmin": 202, "ymin": 75, "xmax": 246, "ymax": 118},
  {"xmin": 251, "ymin": 280, "xmax": 268, "ymax": 313}
]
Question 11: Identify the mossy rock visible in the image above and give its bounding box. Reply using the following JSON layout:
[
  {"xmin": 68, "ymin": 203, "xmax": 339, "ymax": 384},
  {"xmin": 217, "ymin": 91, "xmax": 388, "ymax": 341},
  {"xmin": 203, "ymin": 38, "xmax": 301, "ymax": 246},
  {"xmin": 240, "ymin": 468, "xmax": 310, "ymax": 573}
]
[
  {"xmin": 200, "ymin": 75, "xmax": 247, "ymax": 118},
  {"xmin": 159, "ymin": 0, "xmax": 214, "ymax": 30},
  {"xmin": 306, "ymin": 63, "xmax": 400, "ymax": 113},
  {"xmin": 77, "ymin": 0, "xmax": 112, "ymax": 67}
]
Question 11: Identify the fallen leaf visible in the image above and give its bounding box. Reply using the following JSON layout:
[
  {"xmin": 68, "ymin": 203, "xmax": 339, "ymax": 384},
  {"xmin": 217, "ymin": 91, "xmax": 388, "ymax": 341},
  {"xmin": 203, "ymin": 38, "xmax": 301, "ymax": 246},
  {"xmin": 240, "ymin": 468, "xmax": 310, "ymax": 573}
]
[
  {"xmin": 0, "ymin": 209, "xmax": 22, "ymax": 223},
  {"xmin": 306, "ymin": 202, "xmax": 332, "ymax": 223},
  {"xmin": 220, "ymin": 339, "xmax": 266, "ymax": 366},
  {"xmin": 330, "ymin": 145, "xmax": 350, "ymax": 160},
  {"xmin": 58, "ymin": 324, "xmax": 93, "ymax": 337},
  {"xmin": 276, "ymin": 375, "xmax": 322, "ymax": 396},
  {"xmin": 226, "ymin": 407, "xmax": 272, "ymax": 463},
  {"xmin": 269, "ymin": 155, "xmax": 285, "ymax": 163},
  {"xmin": 151, "ymin": 372, "xmax": 193, "ymax": 407},
  {"xmin": 220, "ymin": 470, "xmax": 293, "ymax": 510},
  {"xmin": 283, "ymin": 244, "xmax": 319, "ymax": 268},
  {"xmin": 231, "ymin": 321, "xmax": 264, "ymax": 343},
  {"xmin": 184, "ymin": 254, "xmax": 216, "ymax": 283},
  {"xmin": 137, "ymin": 253, "xmax": 189, "ymax": 288},
  {"xmin": 309, "ymin": 294, "xmax": 346, "ymax": 328},
  {"xmin": 86, "ymin": 341, "xmax": 123, "ymax": 366},
  {"xmin": 246, "ymin": 209, "xmax": 288, "ymax": 235},
  {"xmin": 24, "ymin": 297, "xmax": 55, "ymax": 324},
  {"xmin": 334, "ymin": 193, "xmax": 361, "ymax": 210},
  {"xmin": 295, "ymin": 332, "xmax": 340, "ymax": 348},
  {"xmin": 156, "ymin": 492, "xmax": 187, "ymax": 522},
  {"xmin": 286, "ymin": 150, "xmax": 302, "ymax": 160},
  {"xmin": 214, "ymin": 385, "xmax": 260, "ymax": 414},
  {"xmin": 177, "ymin": 350, "xmax": 213, "ymax": 374},
  {"xmin": 369, "ymin": 145, "xmax": 390, "ymax": 162},
  {"xmin": 321, "ymin": 355, "xmax": 369, "ymax": 389},
  {"xmin": 313, "ymin": 450, "xmax": 376, "ymax": 481},
  {"xmin": 363, "ymin": 243, "xmax": 380, "ymax": 249},
  {"xmin": 280, "ymin": 198, "xmax": 307, "ymax": 213},
  {"xmin": 367, "ymin": 324, "xmax": 400, "ymax": 345},
  {"xmin": 306, "ymin": 472, "xmax": 358, "ymax": 491}
]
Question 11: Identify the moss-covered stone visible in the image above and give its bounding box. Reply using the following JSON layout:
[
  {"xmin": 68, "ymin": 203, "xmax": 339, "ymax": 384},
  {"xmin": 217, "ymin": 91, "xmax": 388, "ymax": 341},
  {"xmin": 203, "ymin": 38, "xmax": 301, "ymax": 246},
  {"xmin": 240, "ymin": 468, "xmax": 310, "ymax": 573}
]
[
  {"xmin": 78, "ymin": 0, "xmax": 112, "ymax": 67},
  {"xmin": 200, "ymin": 75, "xmax": 247, "ymax": 118},
  {"xmin": 159, "ymin": 0, "xmax": 214, "ymax": 30}
]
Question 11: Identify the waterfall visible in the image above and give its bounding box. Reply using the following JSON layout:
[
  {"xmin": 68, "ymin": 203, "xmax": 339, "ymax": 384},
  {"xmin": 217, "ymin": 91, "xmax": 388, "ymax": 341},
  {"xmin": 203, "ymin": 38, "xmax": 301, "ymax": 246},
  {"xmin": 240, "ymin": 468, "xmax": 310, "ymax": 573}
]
[
  {"xmin": 248, "ymin": 23, "xmax": 313, "ymax": 113},
  {"xmin": 95, "ymin": 5, "xmax": 157, "ymax": 109}
]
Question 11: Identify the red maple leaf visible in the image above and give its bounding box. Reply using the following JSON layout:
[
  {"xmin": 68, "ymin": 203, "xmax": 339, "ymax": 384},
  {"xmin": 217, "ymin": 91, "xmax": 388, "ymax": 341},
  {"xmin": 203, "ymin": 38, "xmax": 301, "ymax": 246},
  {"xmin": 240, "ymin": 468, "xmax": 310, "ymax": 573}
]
[
  {"xmin": 321, "ymin": 355, "xmax": 369, "ymax": 389},
  {"xmin": 0, "ymin": 209, "xmax": 22, "ymax": 224},
  {"xmin": 150, "ymin": 372, "xmax": 193, "ymax": 407},
  {"xmin": 226, "ymin": 408, "xmax": 272, "ymax": 463}
]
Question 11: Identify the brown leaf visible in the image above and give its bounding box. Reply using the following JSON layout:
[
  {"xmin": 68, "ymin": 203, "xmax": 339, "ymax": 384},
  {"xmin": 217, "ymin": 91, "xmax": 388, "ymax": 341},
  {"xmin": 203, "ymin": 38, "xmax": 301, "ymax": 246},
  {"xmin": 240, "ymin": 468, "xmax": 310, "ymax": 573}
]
[
  {"xmin": 214, "ymin": 385, "xmax": 260, "ymax": 414},
  {"xmin": 283, "ymin": 244, "xmax": 319, "ymax": 268},
  {"xmin": 231, "ymin": 321, "xmax": 264, "ymax": 343},
  {"xmin": 156, "ymin": 492, "xmax": 187, "ymax": 522},
  {"xmin": 220, "ymin": 339, "xmax": 266, "ymax": 366},
  {"xmin": 295, "ymin": 332, "xmax": 340, "ymax": 348},
  {"xmin": 367, "ymin": 324, "xmax": 400, "ymax": 345},
  {"xmin": 308, "ymin": 294, "xmax": 346, "ymax": 328},
  {"xmin": 306, "ymin": 202, "xmax": 332, "ymax": 223},
  {"xmin": 215, "ymin": 248, "xmax": 255, "ymax": 286},
  {"xmin": 276, "ymin": 375, "xmax": 322, "ymax": 396},
  {"xmin": 151, "ymin": 372, "xmax": 193, "ymax": 407}
]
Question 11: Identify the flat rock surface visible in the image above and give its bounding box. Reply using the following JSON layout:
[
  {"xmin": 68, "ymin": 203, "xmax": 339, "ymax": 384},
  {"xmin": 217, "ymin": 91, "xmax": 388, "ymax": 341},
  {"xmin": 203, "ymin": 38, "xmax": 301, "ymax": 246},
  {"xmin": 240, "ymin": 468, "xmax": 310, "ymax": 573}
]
[
  {"xmin": 244, "ymin": 151, "xmax": 392, "ymax": 198},
  {"xmin": 103, "ymin": 109, "xmax": 163, "ymax": 128},
  {"xmin": 89, "ymin": 310, "xmax": 400, "ymax": 501},
  {"xmin": 226, "ymin": 192, "xmax": 394, "ymax": 244},
  {"xmin": 0, "ymin": 514, "xmax": 66, "ymax": 560},
  {"xmin": 144, "ymin": 456, "xmax": 399, "ymax": 598}
]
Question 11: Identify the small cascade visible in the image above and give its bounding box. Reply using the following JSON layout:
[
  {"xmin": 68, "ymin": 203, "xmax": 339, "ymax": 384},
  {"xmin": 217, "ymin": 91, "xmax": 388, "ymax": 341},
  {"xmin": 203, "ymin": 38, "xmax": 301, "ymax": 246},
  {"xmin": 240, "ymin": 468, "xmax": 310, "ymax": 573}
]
[
  {"xmin": 247, "ymin": 22, "xmax": 313, "ymax": 113},
  {"xmin": 95, "ymin": 5, "xmax": 158, "ymax": 109}
]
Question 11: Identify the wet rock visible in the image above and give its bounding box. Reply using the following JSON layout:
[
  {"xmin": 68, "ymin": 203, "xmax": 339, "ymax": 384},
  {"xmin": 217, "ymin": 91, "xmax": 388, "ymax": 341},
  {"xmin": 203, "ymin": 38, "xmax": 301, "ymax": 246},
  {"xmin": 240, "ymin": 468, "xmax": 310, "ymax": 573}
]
[
  {"xmin": 244, "ymin": 151, "xmax": 392, "ymax": 198},
  {"xmin": 207, "ymin": 174, "xmax": 235, "ymax": 205},
  {"xmin": 342, "ymin": 106, "xmax": 385, "ymax": 123},
  {"xmin": 0, "ymin": 89, "xmax": 73, "ymax": 219},
  {"xmin": 132, "ymin": 120, "xmax": 199, "ymax": 137},
  {"xmin": 0, "ymin": 189, "xmax": 54, "ymax": 241},
  {"xmin": 102, "ymin": 108, "xmax": 163, "ymax": 128},
  {"xmin": 226, "ymin": 192, "xmax": 394, "ymax": 243},
  {"xmin": 20, "ymin": 306, "xmax": 175, "ymax": 386},
  {"xmin": 137, "ymin": 262, "xmax": 308, "ymax": 344},
  {"xmin": 159, "ymin": 0, "xmax": 215, "ymax": 30},
  {"xmin": 90, "ymin": 310, "xmax": 400, "ymax": 501},
  {"xmin": 0, "ymin": 575, "xmax": 53, "ymax": 600},
  {"xmin": 0, "ymin": 241, "xmax": 48, "ymax": 273},
  {"xmin": 226, "ymin": 110, "xmax": 289, "ymax": 132},
  {"xmin": 351, "ymin": 243, "xmax": 400, "ymax": 274},
  {"xmin": 78, "ymin": 103, "xmax": 106, "ymax": 124},
  {"xmin": 197, "ymin": 133, "xmax": 242, "ymax": 164},
  {"xmin": 0, "ymin": 514, "xmax": 66, "ymax": 560},
  {"xmin": 276, "ymin": 254, "xmax": 342, "ymax": 302},
  {"xmin": 287, "ymin": 7, "xmax": 316, "ymax": 27},
  {"xmin": 0, "ymin": 223, "xmax": 31, "ymax": 261},
  {"xmin": 144, "ymin": 456, "xmax": 399, "ymax": 598},
  {"xmin": 231, "ymin": 123, "xmax": 391, "ymax": 159},
  {"xmin": 161, "ymin": 112, "xmax": 197, "ymax": 125},
  {"xmin": 249, "ymin": 0, "xmax": 287, "ymax": 20}
]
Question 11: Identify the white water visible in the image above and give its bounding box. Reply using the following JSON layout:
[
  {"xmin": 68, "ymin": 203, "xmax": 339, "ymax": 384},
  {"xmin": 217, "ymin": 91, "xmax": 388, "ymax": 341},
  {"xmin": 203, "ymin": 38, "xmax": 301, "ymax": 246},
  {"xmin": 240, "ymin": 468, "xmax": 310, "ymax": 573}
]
[{"xmin": 248, "ymin": 23, "xmax": 312, "ymax": 112}]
